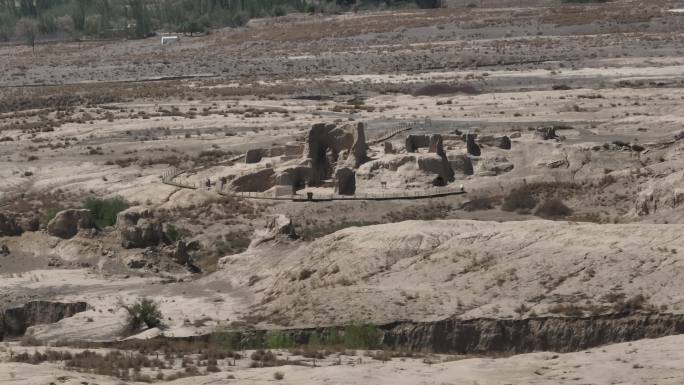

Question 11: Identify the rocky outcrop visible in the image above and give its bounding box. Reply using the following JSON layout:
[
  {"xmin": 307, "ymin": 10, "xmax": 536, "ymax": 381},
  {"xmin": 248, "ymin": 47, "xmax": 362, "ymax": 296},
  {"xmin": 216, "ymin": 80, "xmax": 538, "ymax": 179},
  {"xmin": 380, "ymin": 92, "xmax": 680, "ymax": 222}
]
[
  {"xmin": 163, "ymin": 240, "xmax": 191, "ymax": 265},
  {"xmin": 347, "ymin": 122, "xmax": 368, "ymax": 168},
  {"xmin": 405, "ymin": 135, "xmax": 430, "ymax": 153},
  {"xmin": 264, "ymin": 143, "xmax": 303, "ymax": 158},
  {"xmin": 495, "ymin": 136, "xmax": 511, "ymax": 149},
  {"xmin": 428, "ymin": 135, "xmax": 444, "ymax": 155},
  {"xmin": 275, "ymin": 166, "xmax": 309, "ymax": 194},
  {"xmin": 418, "ymin": 155, "xmax": 455, "ymax": 185},
  {"xmin": 450, "ymin": 155, "xmax": 474, "ymax": 176},
  {"xmin": 1, "ymin": 301, "xmax": 88, "ymax": 339},
  {"xmin": 382, "ymin": 313, "xmax": 684, "ymax": 354},
  {"xmin": 47, "ymin": 209, "xmax": 95, "ymax": 239},
  {"xmin": 198, "ymin": 313, "xmax": 684, "ymax": 356},
  {"xmin": 116, "ymin": 207, "xmax": 165, "ymax": 248},
  {"xmin": 419, "ymin": 135, "xmax": 454, "ymax": 184},
  {"xmin": 634, "ymin": 171, "xmax": 684, "ymax": 216},
  {"xmin": 303, "ymin": 123, "xmax": 355, "ymax": 185},
  {"xmin": 335, "ymin": 167, "xmax": 356, "ymax": 195},
  {"xmin": 266, "ymin": 215, "xmax": 297, "ymax": 239},
  {"xmin": 466, "ymin": 133, "xmax": 481, "ymax": 156},
  {"xmin": 250, "ymin": 215, "xmax": 298, "ymax": 247},
  {"xmin": 384, "ymin": 142, "xmax": 394, "ymax": 154},
  {"xmin": 19, "ymin": 216, "xmax": 39, "ymax": 232},
  {"xmin": 0, "ymin": 213, "xmax": 22, "ymax": 236},
  {"xmin": 245, "ymin": 149, "xmax": 263, "ymax": 164},
  {"xmin": 231, "ymin": 168, "xmax": 275, "ymax": 192},
  {"xmin": 478, "ymin": 135, "xmax": 511, "ymax": 150}
]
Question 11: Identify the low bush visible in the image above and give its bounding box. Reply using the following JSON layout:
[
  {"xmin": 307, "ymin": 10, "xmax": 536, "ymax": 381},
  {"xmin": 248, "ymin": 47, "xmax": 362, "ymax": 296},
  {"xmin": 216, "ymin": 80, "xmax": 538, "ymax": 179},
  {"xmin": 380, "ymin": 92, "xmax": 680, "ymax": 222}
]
[
  {"xmin": 343, "ymin": 324, "xmax": 382, "ymax": 349},
  {"xmin": 502, "ymin": 186, "xmax": 538, "ymax": 212},
  {"xmin": 121, "ymin": 297, "xmax": 163, "ymax": 333},
  {"xmin": 463, "ymin": 196, "xmax": 495, "ymax": 211},
  {"xmin": 411, "ymin": 82, "xmax": 479, "ymax": 97},
  {"xmin": 534, "ymin": 199, "xmax": 572, "ymax": 219},
  {"xmin": 83, "ymin": 196, "xmax": 128, "ymax": 227}
]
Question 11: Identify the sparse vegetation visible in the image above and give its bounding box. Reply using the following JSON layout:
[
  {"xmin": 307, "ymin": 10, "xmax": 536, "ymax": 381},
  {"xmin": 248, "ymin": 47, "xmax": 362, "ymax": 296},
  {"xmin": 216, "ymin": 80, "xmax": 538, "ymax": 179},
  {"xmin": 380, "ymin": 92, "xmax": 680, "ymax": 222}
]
[
  {"xmin": 83, "ymin": 196, "xmax": 128, "ymax": 228},
  {"xmin": 534, "ymin": 199, "xmax": 573, "ymax": 219},
  {"xmin": 121, "ymin": 297, "xmax": 163, "ymax": 333},
  {"xmin": 502, "ymin": 186, "xmax": 538, "ymax": 212}
]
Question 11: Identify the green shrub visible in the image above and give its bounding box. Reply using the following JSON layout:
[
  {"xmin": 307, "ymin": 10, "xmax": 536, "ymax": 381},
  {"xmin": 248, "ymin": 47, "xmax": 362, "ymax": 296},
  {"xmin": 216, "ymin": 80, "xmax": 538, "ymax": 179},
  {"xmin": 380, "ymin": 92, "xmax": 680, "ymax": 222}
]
[
  {"xmin": 121, "ymin": 298, "xmax": 163, "ymax": 333},
  {"xmin": 343, "ymin": 324, "xmax": 381, "ymax": 349},
  {"xmin": 265, "ymin": 330, "xmax": 295, "ymax": 349},
  {"xmin": 165, "ymin": 224, "xmax": 180, "ymax": 242},
  {"xmin": 83, "ymin": 196, "xmax": 128, "ymax": 227}
]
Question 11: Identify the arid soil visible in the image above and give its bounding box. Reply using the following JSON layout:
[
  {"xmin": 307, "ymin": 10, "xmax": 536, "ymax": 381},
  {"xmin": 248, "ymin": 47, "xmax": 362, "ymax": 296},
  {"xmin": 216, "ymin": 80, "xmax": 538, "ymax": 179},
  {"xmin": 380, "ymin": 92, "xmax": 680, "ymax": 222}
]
[{"xmin": 3, "ymin": 0, "xmax": 684, "ymax": 384}]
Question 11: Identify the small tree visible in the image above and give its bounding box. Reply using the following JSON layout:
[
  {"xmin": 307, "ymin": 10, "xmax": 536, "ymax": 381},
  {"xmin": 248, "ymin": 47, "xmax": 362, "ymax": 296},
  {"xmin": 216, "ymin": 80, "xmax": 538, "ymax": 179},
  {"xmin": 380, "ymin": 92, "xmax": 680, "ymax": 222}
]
[
  {"xmin": 121, "ymin": 297, "xmax": 163, "ymax": 332},
  {"xmin": 15, "ymin": 18, "xmax": 39, "ymax": 52}
]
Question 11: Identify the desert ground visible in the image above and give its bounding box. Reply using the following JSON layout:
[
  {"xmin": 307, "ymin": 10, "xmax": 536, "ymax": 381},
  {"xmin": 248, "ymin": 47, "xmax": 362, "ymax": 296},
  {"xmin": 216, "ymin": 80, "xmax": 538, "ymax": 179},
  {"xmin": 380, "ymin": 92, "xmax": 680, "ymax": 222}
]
[{"xmin": 3, "ymin": 0, "xmax": 684, "ymax": 384}]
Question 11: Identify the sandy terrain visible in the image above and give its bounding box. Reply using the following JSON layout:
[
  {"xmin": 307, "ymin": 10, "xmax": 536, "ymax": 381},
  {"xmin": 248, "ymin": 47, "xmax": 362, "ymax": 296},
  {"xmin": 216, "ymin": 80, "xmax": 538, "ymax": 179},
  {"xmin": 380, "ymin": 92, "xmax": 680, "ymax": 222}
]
[
  {"xmin": 3, "ymin": 335, "xmax": 684, "ymax": 385},
  {"xmin": 3, "ymin": 0, "xmax": 684, "ymax": 383}
]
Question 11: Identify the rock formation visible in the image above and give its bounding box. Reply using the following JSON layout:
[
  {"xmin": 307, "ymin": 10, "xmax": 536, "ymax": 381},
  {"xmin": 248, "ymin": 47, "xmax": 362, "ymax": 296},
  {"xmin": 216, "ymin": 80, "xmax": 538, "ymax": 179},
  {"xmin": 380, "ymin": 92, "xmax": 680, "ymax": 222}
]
[
  {"xmin": 405, "ymin": 135, "xmax": 430, "ymax": 153},
  {"xmin": 418, "ymin": 155, "xmax": 455, "ymax": 186},
  {"xmin": 495, "ymin": 136, "xmax": 511, "ymax": 149},
  {"xmin": 450, "ymin": 155, "xmax": 474, "ymax": 176},
  {"xmin": 1, "ymin": 301, "xmax": 87, "ymax": 338},
  {"xmin": 382, "ymin": 314, "xmax": 684, "ymax": 354},
  {"xmin": 347, "ymin": 122, "xmax": 368, "ymax": 168},
  {"xmin": 303, "ymin": 123, "xmax": 355, "ymax": 186},
  {"xmin": 421, "ymin": 134, "xmax": 455, "ymax": 185},
  {"xmin": 384, "ymin": 142, "xmax": 394, "ymax": 154},
  {"xmin": 466, "ymin": 132, "xmax": 481, "ymax": 156},
  {"xmin": 250, "ymin": 214, "xmax": 298, "ymax": 247},
  {"xmin": 19, "ymin": 216, "xmax": 39, "ymax": 232},
  {"xmin": 429, "ymin": 135, "xmax": 445, "ymax": 155},
  {"xmin": 477, "ymin": 135, "xmax": 511, "ymax": 150},
  {"xmin": 164, "ymin": 240, "xmax": 191, "ymax": 265},
  {"xmin": 245, "ymin": 149, "xmax": 263, "ymax": 164},
  {"xmin": 335, "ymin": 167, "xmax": 356, "ymax": 195},
  {"xmin": 116, "ymin": 207, "xmax": 165, "ymax": 248},
  {"xmin": 231, "ymin": 168, "xmax": 275, "ymax": 192},
  {"xmin": 266, "ymin": 215, "xmax": 298, "ymax": 239},
  {"xmin": 275, "ymin": 166, "xmax": 309, "ymax": 194},
  {"xmin": 46, "ymin": 209, "xmax": 95, "ymax": 239},
  {"xmin": 0, "ymin": 213, "xmax": 22, "ymax": 236}
]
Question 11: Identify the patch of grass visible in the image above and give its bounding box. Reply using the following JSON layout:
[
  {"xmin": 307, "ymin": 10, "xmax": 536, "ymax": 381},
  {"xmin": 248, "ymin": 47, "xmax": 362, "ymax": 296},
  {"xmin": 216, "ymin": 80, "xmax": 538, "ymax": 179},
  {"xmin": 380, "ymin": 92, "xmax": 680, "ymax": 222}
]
[{"xmin": 83, "ymin": 196, "xmax": 128, "ymax": 228}]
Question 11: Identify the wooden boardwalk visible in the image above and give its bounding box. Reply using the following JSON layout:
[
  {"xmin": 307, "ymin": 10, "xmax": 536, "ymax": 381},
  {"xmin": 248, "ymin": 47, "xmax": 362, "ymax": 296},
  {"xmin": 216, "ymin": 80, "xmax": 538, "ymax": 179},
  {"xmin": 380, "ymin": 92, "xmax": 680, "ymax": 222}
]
[{"xmin": 218, "ymin": 187, "xmax": 465, "ymax": 202}]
